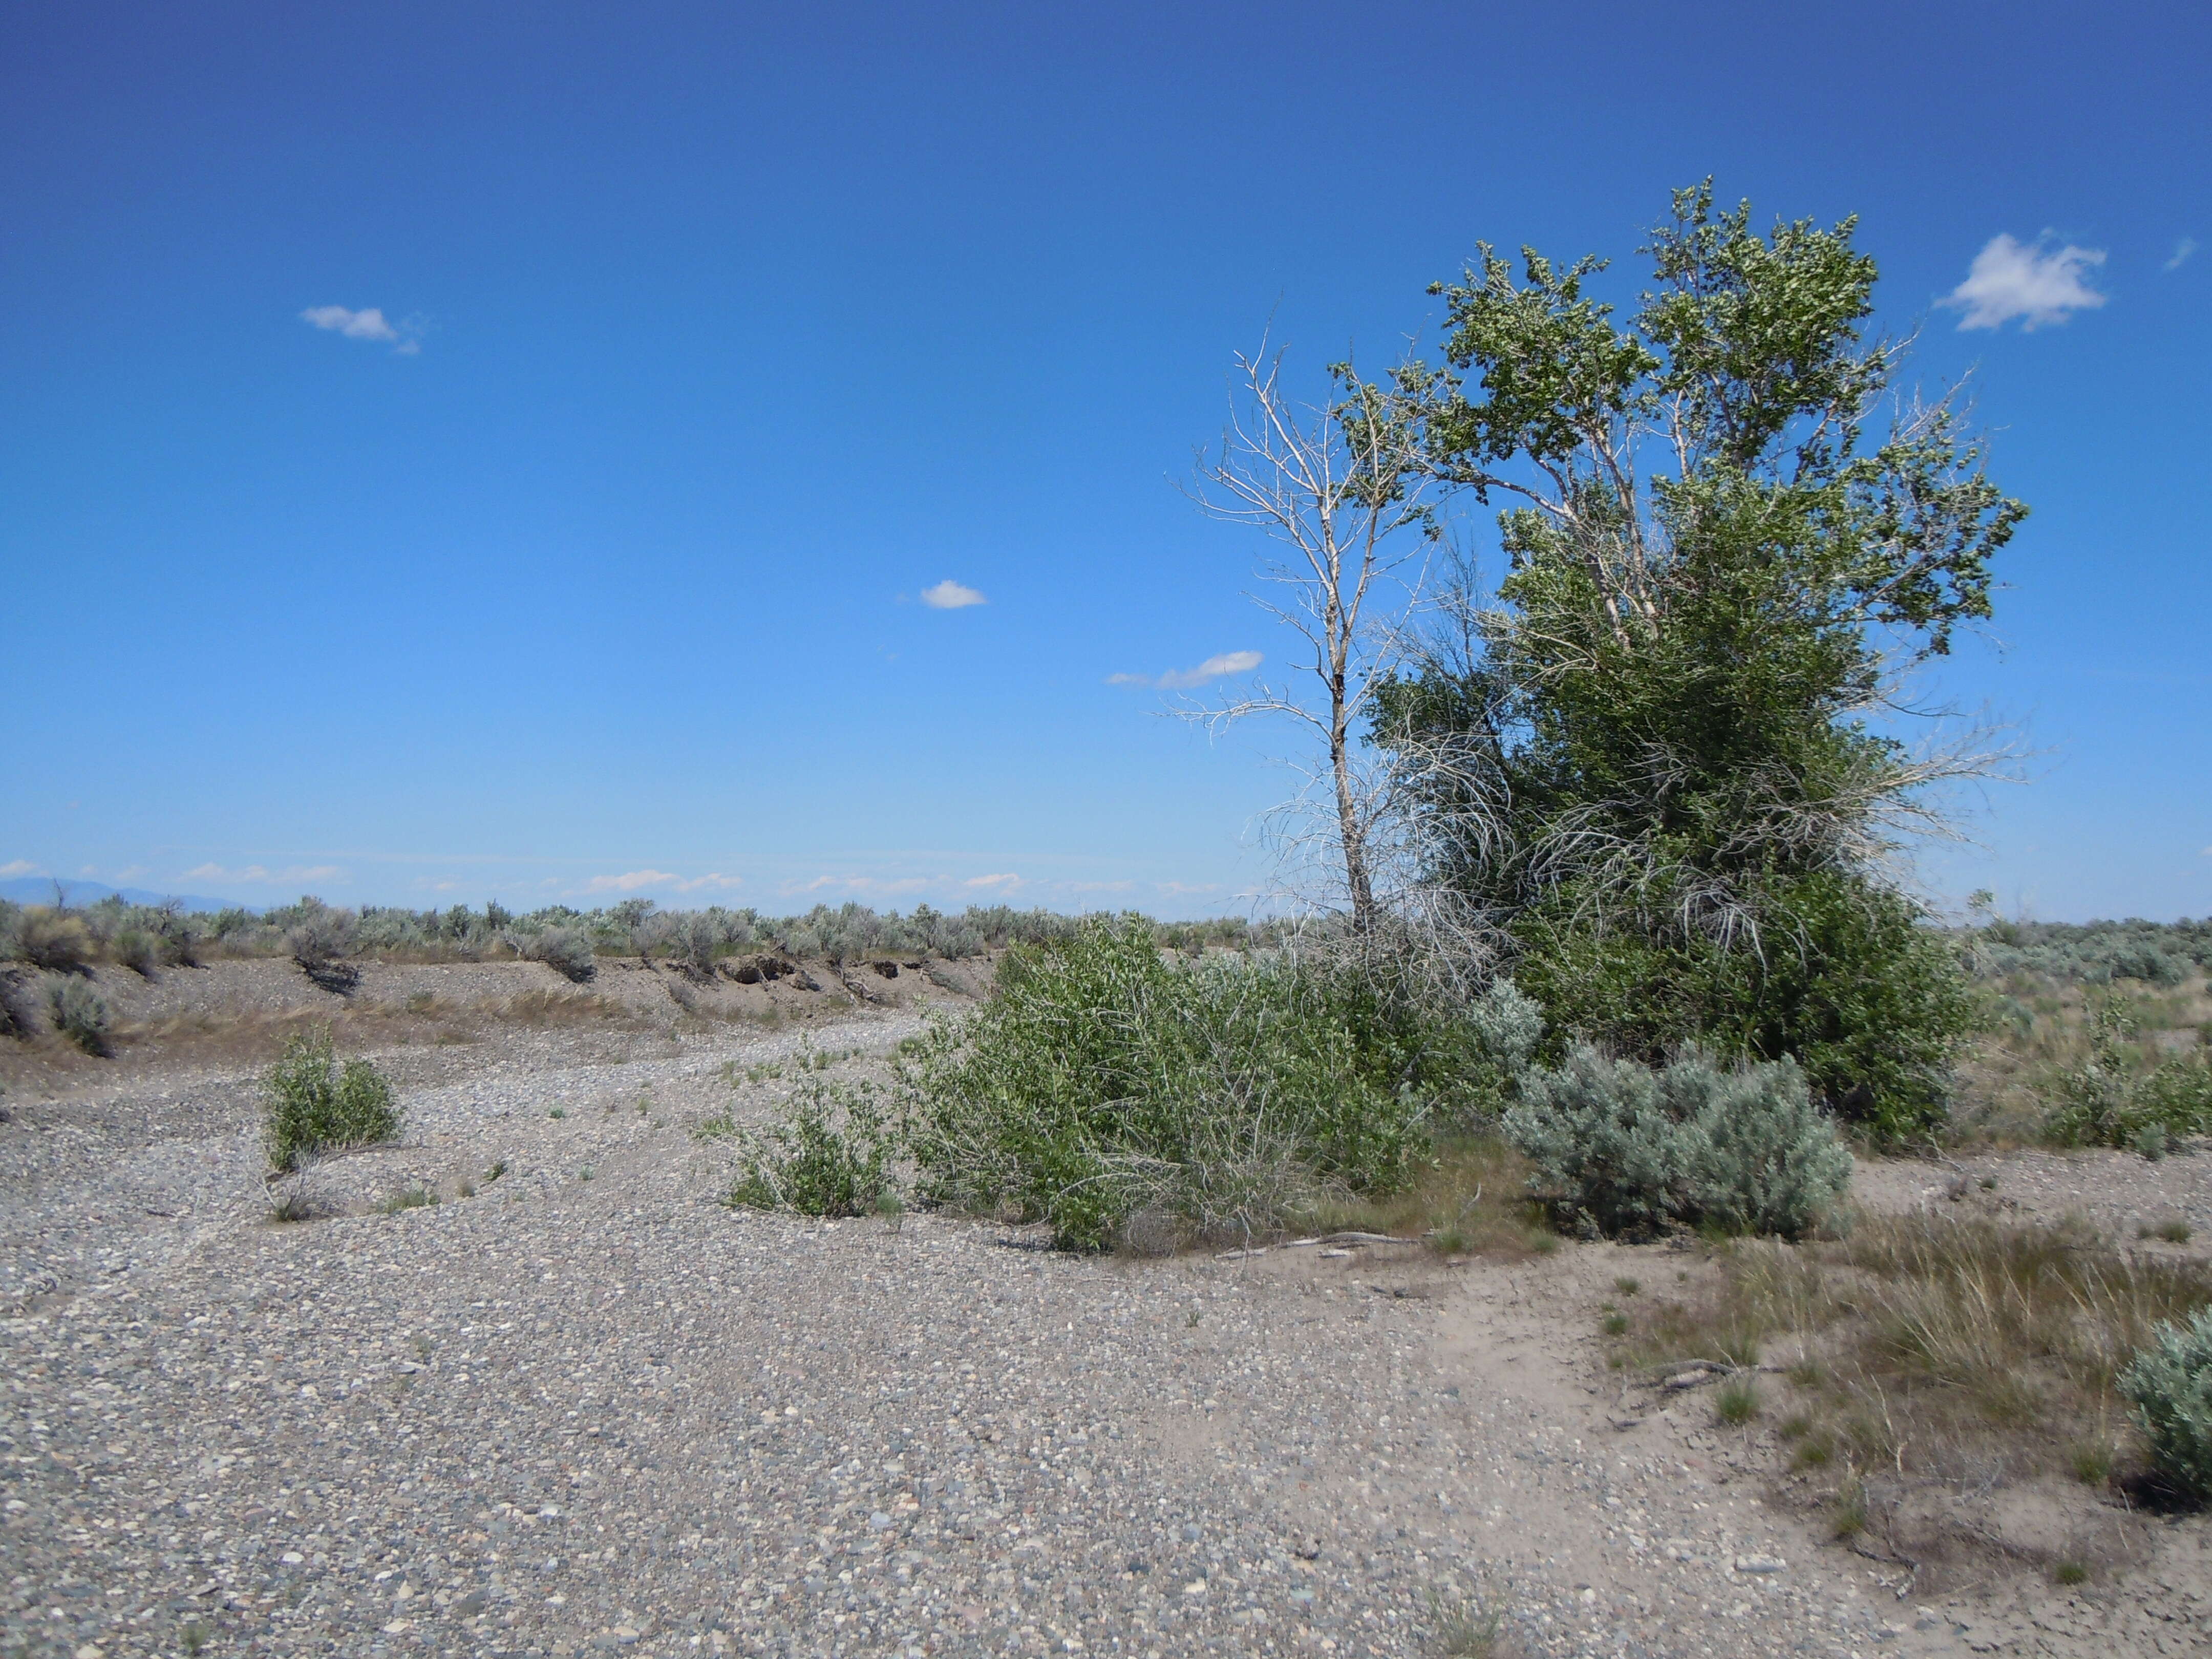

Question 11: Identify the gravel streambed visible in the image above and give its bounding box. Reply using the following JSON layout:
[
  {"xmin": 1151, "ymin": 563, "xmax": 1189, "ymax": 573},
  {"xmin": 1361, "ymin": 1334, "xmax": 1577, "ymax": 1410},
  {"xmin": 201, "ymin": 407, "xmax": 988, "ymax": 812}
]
[{"xmin": 6, "ymin": 1004, "xmax": 2209, "ymax": 1658}]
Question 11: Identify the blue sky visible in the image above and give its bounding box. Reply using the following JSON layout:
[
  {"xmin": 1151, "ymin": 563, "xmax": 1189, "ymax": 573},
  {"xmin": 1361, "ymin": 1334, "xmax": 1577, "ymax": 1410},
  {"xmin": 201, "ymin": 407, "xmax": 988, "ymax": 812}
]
[{"xmin": 3, "ymin": 0, "xmax": 2206, "ymax": 921}]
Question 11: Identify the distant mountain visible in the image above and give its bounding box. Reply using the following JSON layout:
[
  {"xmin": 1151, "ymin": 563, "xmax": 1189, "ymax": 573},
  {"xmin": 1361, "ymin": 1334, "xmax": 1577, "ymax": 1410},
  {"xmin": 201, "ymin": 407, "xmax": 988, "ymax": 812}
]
[{"xmin": 0, "ymin": 877, "xmax": 246, "ymax": 913}]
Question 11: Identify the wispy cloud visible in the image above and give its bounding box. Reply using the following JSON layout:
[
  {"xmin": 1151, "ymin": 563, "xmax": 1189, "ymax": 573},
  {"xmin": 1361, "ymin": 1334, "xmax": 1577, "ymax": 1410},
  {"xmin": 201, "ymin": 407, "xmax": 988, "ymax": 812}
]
[
  {"xmin": 1108, "ymin": 650, "xmax": 1263, "ymax": 691},
  {"xmin": 0, "ymin": 859, "xmax": 42, "ymax": 878},
  {"xmin": 301, "ymin": 304, "xmax": 422, "ymax": 355},
  {"xmin": 964, "ymin": 872, "xmax": 1024, "ymax": 891},
  {"xmin": 783, "ymin": 874, "xmax": 931, "ymax": 897},
  {"xmin": 1155, "ymin": 881, "xmax": 1221, "ymax": 896},
  {"xmin": 2167, "ymin": 238, "xmax": 2198, "ymax": 272},
  {"xmin": 584, "ymin": 870, "xmax": 677, "ymax": 892},
  {"xmin": 1942, "ymin": 234, "xmax": 2107, "ymax": 331},
  {"xmin": 183, "ymin": 862, "xmax": 344, "ymax": 884},
  {"xmin": 583, "ymin": 870, "xmax": 743, "ymax": 894},
  {"xmin": 920, "ymin": 580, "xmax": 987, "ymax": 610}
]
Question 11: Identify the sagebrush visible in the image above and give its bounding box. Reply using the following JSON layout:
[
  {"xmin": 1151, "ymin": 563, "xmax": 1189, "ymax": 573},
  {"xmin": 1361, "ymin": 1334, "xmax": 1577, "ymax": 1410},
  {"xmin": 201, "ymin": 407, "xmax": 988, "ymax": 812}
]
[
  {"xmin": 1504, "ymin": 1045, "xmax": 1851, "ymax": 1239},
  {"xmin": 2119, "ymin": 1307, "xmax": 2212, "ymax": 1502},
  {"xmin": 45, "ymin": 974, "xmax": 111, "ymax": 1055}
]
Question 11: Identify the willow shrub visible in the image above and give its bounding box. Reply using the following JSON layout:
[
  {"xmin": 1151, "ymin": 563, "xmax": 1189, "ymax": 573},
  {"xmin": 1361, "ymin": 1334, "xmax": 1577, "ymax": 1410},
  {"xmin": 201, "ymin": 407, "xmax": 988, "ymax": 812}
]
[
  {"xmin": 264, "ymin": 1025, "xmax": 402, "ymax": 1172},
  {"xmin": 898, "ymin": 915, "xmax": 1439, "ymax": 1251}
]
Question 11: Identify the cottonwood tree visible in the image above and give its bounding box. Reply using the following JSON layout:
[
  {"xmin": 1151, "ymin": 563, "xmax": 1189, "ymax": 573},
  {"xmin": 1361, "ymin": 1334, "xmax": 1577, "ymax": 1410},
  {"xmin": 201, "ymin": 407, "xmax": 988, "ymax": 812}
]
[
  {"xmin": 1188, "ymin": 346, "xmax": 1439, "ymax": 934},
  {"xmin": 1374, "ymin": 182, "xmax": 2027, "ymax": 1137}
]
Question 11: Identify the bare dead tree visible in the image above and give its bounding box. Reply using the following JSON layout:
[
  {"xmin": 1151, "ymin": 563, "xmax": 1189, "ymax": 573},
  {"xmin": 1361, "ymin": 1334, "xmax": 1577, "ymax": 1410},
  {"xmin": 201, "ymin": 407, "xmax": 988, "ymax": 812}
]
[{"xmin": 1185, "ymin": 344, "xmax": 1439, "ymax": 934}]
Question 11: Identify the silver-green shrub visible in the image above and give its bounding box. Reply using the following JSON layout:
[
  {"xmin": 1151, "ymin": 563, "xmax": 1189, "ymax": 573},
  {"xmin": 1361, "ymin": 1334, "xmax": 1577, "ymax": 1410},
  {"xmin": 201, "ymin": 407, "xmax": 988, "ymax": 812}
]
[
  {"xmin": 263, "ymin": 1025, "xmax": 402, "ymax": 1171},
  {"xmin": 1504, "ymin": 1045, "xmax": 1851, "ymax": 1239},
  {"xmin": 516, "ymin": 926, "xmax": 596, "ymax": 983},
  {"xmin": 1468, "ymin": 978, "xmax": 1543, "ymax": 1070},
  {"xmin": 2119, "ymin": 1307, "xmax": 2212, "ymax": 1502},
  {"xmin": 45, "ymin": 974, "xmax": 110, "ymax": 1055}
]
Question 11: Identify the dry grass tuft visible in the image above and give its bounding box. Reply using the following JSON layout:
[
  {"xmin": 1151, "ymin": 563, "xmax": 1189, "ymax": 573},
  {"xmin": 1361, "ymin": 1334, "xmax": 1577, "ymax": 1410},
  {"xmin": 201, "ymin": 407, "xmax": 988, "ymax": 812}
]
[
  {"xmin": 1606, "ymin": 1207, "xmax": 2212, "ymax": 1563},
  {"xmin": 1294, "ymin": 1136, "xmax": 1556, "ymax": 1262},
  {"xmin": 500, "ymin": 988, "xmax": 637, "ymax": 1027}
]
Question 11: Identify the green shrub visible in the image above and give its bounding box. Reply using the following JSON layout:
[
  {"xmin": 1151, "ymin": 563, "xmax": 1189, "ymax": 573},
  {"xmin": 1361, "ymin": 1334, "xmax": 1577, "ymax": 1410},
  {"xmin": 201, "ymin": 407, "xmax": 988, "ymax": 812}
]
[
  {"xmin": 2045, "ymin": 1002, "xmax": 2212, "ymax": 1150},
  {"xmin": 726, "ymin": 1076, "xmax": 901, "ymax": 1217},
  {"xmin": 263, "ymin": 1025, "xmax": 402, "ymax": 1171},
  {"xmin": 899, "ymin": 915, "xmax": 1434, "ymax": 1250},
  {"xmin": 2118, "ymin": 1307, "xmax": 2212, "ymax": 1502},
  {"xmin": 1511, "ymin": 873, "xmax": 1971, "ymax": 1144},
  {"xmin": 1503, "ymin": 1045, "xmax": 1851, "ymax": 1240},
  {"xmin": 45, "ymin": 974, "xmax": 110, "ymax": 1055}
]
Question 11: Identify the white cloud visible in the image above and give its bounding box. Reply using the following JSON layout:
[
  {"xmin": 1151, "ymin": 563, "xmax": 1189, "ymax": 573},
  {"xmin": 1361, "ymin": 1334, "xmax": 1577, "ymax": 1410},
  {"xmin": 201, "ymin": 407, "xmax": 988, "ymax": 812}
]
[
  {"xmin": 920, "ymin": 580, "xmax": 987, "ymax": 610},
  {"xmin": 0, "ymin": 859, "xmax": 41, "ymax": 878},
  {"xmin": 183, "ymin": 862, "xmax": 343, "ymax": 884},
  {"xmin": 301, "ymin": 305, "xmax": 421, "ymax": 354},
  {"xmin": 1155, "ymin": 881, "xmax": 1221, "ymax": 896},
  {"xmin": 964, "ymin": 873, "xmax": 1024, "ymax": 891},
  {"xmin": 1110, "ymin": 650, "xmax": 1263, "ymax": 690},
  {"xmin": 782, "ymin": 874, "xmax": 930, "ymax": 897},
  {"xmin": 585, "ymin": 869, "xmax": 681, "ymax": 893},
  {"xmin": 1056, "ymin": 879, "xmax": 1136, "ymax": 894},
  {"xmin": 1943, "ymin": 234, "xmax": 2107, "ymax": 331},
  {"xmin": 114, "ymin": 864, "xmax": 147, "ymax": 880},
  {"xmin": 2167, "ymin": 238, "xmax": 2198, "ymax": 272}
]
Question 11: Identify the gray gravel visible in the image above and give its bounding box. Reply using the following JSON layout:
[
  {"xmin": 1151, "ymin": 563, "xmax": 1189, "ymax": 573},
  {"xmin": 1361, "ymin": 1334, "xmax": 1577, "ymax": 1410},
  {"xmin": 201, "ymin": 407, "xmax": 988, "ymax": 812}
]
[{"xmin": 6, "ymin": 998, "xmax": 2208, "ymax": 1659}]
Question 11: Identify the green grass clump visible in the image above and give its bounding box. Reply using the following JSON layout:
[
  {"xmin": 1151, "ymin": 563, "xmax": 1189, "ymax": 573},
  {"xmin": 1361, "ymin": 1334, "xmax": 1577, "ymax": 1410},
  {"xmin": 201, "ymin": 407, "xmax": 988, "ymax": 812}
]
[
  {"xmin": 727, "ymin": 1076, "xmax": 901, "ymax": 1218},
  {"xmin": 1714, "ymin": 1376, "xmax": 1759, "ymax": 1425},
  {"xmin": 263, "ymin": 1024, "xmax": 402, "ymax": 1172}
]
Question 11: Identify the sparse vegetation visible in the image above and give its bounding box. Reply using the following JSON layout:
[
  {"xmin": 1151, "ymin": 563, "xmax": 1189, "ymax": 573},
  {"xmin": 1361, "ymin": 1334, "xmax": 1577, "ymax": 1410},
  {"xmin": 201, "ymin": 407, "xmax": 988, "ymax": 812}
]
[
  {"xmin": 1615, "ymin": 1210, "xmax": 2212, "ymax": 1514},
  {"xmin": 1427, "ymin": 1589, "xmax": 1502, "ymax": 1657},
  {"xmin": 378, "ymin": 1182, "xmax": 439, "ymax": 1214},
  {"xmin": 262, "ymin": 1025, "xmax": 403, "ymax": 1172},
  {"xmin": 727, "ymin": 1075, "xmax": 901, "ymax": 1218}
]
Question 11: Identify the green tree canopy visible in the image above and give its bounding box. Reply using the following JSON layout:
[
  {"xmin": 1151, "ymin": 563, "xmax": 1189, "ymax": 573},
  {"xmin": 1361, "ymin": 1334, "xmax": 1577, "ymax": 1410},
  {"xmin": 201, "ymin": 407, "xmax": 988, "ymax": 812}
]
[{"xmin": 1374, "ymin": 183, "xmax": 2024, "ymax": 1138}]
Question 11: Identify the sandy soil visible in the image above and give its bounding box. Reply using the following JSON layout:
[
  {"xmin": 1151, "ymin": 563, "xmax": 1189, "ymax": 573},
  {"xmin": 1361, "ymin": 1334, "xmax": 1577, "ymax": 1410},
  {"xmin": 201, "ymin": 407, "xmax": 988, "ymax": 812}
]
[{"xmin": 3, "ymin": 961, "xmax": 2208, "ymax": 1657}]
